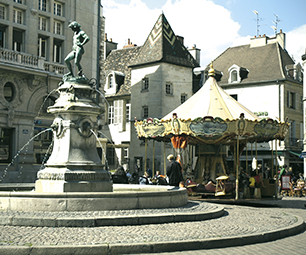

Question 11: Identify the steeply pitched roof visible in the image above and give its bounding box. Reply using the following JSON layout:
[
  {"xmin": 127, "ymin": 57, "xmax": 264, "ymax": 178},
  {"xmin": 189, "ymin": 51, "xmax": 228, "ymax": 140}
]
[
  {"xmin": 129, "ymin": 13, "xmax": 199, "ymax": 68},
  {"xmin": 212, "ymin": 42, "xmax": 296, "ymax": 85},
  {"xmin": 104, "ymin": 46, "xmax": 141, "ymax": 97}
]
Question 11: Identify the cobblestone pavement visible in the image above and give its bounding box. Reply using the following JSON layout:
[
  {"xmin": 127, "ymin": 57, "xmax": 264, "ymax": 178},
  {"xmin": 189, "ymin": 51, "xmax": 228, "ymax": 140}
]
[
  {"xmin": 0, "ymin": 200, "xmax": 217, "ymax": 218},
  {"xmin": 134, "ymin": 196, "xmax": 306, "ymax": 255},
  {"xmin": 0, "ymin": 196, "xmax": 305, "ymax": 254}
]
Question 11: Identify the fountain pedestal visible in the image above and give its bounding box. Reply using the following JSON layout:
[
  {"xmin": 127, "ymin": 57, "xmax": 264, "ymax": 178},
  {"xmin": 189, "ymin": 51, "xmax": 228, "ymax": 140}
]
[{"xmin": 35, "ymin": 78, "xmax": 112, "ymax": 192}]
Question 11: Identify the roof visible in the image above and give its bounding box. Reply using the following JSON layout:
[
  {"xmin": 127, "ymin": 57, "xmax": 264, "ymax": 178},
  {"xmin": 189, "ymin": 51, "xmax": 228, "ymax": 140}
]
[
  {"xmin": 162, "ymin": 73, "xmax": 260, "ymax": 121},
  {"xmin": 212, "ymin": 42, "xmax": 296, "ymax": 85},
  {"xmin": 129, "ymin": 13, "xmax": 199, "ymax": 68},
  {"xmin": 104, "ymin": 46, "xmax": 141, "ymax": 97}
]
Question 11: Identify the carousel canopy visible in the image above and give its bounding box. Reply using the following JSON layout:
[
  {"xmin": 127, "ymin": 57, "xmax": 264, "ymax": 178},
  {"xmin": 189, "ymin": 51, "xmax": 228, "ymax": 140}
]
[
  {"xmin": 162, "ymin": 69, "xmax": 259, "ymax": 121},
  {"xmin": 134, "ymin": 64, "xmax": 289, "ymax": 145}
]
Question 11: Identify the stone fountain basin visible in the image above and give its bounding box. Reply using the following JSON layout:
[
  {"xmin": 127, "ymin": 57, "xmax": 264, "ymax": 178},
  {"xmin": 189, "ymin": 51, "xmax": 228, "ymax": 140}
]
[{"xmin": 0, "ymin": 184, "xmax": 187, "ymax": 212}]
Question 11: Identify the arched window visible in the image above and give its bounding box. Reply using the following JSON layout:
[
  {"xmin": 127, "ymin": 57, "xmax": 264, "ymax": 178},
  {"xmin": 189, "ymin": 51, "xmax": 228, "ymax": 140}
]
[
  {"xmin": 230, "ymin": 70, "xmax": 238, "ymax": 83},
  {"xmin": 228, "ymin": 64, "xmax": 242, "ymax": 84}
]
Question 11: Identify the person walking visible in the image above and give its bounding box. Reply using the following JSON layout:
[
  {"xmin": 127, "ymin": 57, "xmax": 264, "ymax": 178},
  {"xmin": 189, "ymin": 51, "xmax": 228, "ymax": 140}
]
[{"xmin": 166, "ymin": 154, "xmax": 183, "ymax": 187}]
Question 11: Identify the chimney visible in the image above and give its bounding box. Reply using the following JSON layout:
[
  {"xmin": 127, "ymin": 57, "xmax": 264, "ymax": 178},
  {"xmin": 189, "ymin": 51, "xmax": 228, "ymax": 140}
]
[
  {"xmin": 176, "ymin": 35, "xmax": 184, "ymax": 45},
  {"xmin": 188, "ymin": 44, "xmax": 201, "ymax": 65},
  {"xmin": 251, "ymin": 29, "xmax": 286, "ymax": 49},
  {"xmin": 123, "ymin": 38, "xmax": 137, "ymax": 48},
  {"xmin": 104, "ymin": 33, "xmax": 108, "ymax": 42},
  {"xmin": 276, "ymin": 29, "xmax": 286, "ymax": 49}
]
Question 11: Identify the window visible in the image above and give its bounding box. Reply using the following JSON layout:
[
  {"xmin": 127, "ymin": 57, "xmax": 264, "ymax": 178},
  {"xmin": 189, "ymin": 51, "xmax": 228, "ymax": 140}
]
[
  {"xmin": 114, "ymin": 100, "xmax": 123, "ymax": 124},
  {"xmin": 0, "ymin": 5, "xmax": 5, "ymax": 19},
  {"xmin": 0, "ymin": 26, "xmax": 5, "ymax": 47},
  {"xmin": 181, "ymin": 93, "xmax": 187, "ymax": 104},
  {"xmin": 106, "ymin": 146, "xmax": 115, "ymax": 166},
  {"xmin": 126, "ymin": 103, "xmax": 131, "ymax": 122},
  {"xmin": 54, "ymin": 2, "xmax": 62, "ymax": 16},
  {"xmin": 38, "ymin": 16, "xmax": 47, "ymax": 31},
  {"xmin": 165, "ymin": 82, "xmax": 173, "ymax": 95},
  {"xmin": 13, "ymin": 30, "xmax": 23, "ymax": 51},
  {"xmin": 53, "ymin": 20, "xmax": 61, "ymax": 35},
  {"xmin": 53, "ymin": 39, "xmax": 62, "ymax": 62},
  {"xmin": 142, "ymin": 77, "xmax": 149, "ymax": 91},
  {"xmin": 228, "ymin": 64, "xmax": 244, "ymax": 83},
  {"xmin": 13, "ymin": 9, "xmax": 22, "ymax": 24},
  {"xmin": 14, "ymin": 0, "xmax": 23, "ymax": 3},
  {"xmin": 108, "ymin": 74, "xmax": 113, "ymax": 89},
  {"xmin": 3, "ymin": 82, "xmax": 16, "ymax": 102},
  {"xmin": 0, "ymin": 128, "xmax": 13, "ymax": 163},
  {"xmin": 287, "ymin": 91, "xmax": 296, "ymax": 109},
  {"xmin": 143, "ymin": 105, "xmax": 148, "ymax": 118},
  {"xmin": 39, "ymin": 0, "xmax": 47, "ymax": 11},
  {"xmin": 230, "ymin": 94, "xmax": 238, "ymax": 101},
  {"xmin": 108, "ymin": 102, "xmax": 114, "ymax": 124},
  {"xmin": 121, "ymin": 144, "xmax": 129, "ymax": 164},
  {"xmin": 230, "ymin": 70, "xmax": 238, "ymax": 83},
  {"xmin": 38, "ymin": 36, "xmax": 47, "ymax": 58}
]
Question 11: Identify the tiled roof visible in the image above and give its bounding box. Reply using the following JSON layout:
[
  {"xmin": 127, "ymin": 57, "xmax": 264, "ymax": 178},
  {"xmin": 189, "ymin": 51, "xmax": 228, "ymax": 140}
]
[
  {"xmin": 104, "ymin": 46, "xmax": 141, "ymax": 97},
  {"xmin": 212, "ymin": 42, "xmax": 296, "ymax": 85},
  {"xmin": 129, "ymin": 14, "xmax": 199, "ymax": 68}
]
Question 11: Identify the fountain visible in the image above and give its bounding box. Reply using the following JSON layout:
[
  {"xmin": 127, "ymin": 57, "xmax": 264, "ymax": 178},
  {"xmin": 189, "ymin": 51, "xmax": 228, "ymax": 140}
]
[{"xmin": 0, "ymin": 21, "xmax": 187, "ymax": 213}]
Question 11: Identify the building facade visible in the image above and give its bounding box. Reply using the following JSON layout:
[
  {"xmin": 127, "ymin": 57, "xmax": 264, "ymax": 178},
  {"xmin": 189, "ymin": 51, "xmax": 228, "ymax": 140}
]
[
  {"xmin": 102, "ymin": 14, "xmax": 200, "ymax": 173},
  {"xmin": 203, "ymin": 31, "xmax": 304, "ymax": 175},
  {"xmin": 0, "ymin": 0, "xmax": 104, "ymax": 182}
]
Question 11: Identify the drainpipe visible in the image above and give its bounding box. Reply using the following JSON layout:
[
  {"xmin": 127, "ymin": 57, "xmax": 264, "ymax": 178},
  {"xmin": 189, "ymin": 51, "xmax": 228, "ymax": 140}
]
[
  {"xmin": 96, "ymin": 0, "xmax": 101, "ymax": 103},
  {"xmin": 301, "ymin": 54, "xmax": 306, "ymax": 178}
]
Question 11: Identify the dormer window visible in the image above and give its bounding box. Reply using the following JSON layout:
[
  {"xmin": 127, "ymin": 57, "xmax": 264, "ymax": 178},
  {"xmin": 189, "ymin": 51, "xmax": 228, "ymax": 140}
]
[
  {"xmin": 231, "ymin": 70, "xmax": 238, "ymax": 83},
  {"xmin": 108, "ymin": 74, "xmax": 113, "ymax": 89},
  {"xmin": 104, "ymin": 71, "xmax": 125, "ymax": 96},
  {"xmin": 228, "ymin": 64, "xmax": 249, "ymax": 84}
]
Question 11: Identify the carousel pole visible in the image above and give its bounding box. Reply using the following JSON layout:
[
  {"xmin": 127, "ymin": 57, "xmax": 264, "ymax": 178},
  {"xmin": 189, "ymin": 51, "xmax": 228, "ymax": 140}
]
[
  {"xmin": 271, "ymin": 140, "xmax": 274, "ymax": 178},
  {"xmin": 246, "ymin": 141, "xmax": 248, "ymax": 172},
  {"xmin": 275, "ymin": 139, "xmax": 279, "ymax": 198},
  {"xmin": 145, "ymin": 139, "xmax": 148, "ymax": 174},
  {"xmin": 164, "ymin": 139, "xmax": 166, "ymax": 175},
  {"xmin": 255, "ymin": 141, "xmax": 258, "ymax": 174},
  {"xmin": 235, "ymin": 136, "xmax": 239, "ymax": 200},
  {"xmin": 153, "ymin": 140, "xmax": 155, "ymax": 177}
]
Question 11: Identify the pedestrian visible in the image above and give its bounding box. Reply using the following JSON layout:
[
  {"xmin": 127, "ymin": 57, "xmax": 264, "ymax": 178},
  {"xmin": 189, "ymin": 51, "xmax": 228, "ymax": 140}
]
[
  {"xmin": 249, "ymin": 171, "xmax": 256, "ymax": 198},
  {"xmin": 146, "ymin": 166, "xmax": 152, "ymax": 178},
  {"xmin": 166, "ymin": 154, "xmax": 183, "ymax": 187}
]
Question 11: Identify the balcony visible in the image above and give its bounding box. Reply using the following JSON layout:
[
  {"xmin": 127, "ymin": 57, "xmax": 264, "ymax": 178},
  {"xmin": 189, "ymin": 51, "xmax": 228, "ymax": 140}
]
[{"xmin": 0, "ymin": 48, "xmax": 65, "ymax": 75}]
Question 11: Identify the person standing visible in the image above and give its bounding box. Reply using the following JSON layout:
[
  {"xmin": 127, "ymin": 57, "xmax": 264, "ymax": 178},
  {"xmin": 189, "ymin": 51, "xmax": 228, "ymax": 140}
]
[{"xmin": 166, "ymin": 154, "xmax": 183, "ymax": 187}]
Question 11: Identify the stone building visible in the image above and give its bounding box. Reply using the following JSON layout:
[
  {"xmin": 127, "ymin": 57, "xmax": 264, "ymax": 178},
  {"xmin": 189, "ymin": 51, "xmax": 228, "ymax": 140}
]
[
  {"xmin": 198, "ymin": 31, "xmax": 303, "ymax": 174},
  {"xmin": 0, "ymin": 0, "xmax": 104, "ymax": 182},
  {"xmin": 102, "ymin": 14, "xmax": 200, "ymax": 173}
]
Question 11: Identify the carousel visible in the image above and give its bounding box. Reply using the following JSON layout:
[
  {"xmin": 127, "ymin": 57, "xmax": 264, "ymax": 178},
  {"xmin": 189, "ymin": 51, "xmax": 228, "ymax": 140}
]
[{"xmin": 134, "ymin": 63, "xmax": 290, "ymax": 199}]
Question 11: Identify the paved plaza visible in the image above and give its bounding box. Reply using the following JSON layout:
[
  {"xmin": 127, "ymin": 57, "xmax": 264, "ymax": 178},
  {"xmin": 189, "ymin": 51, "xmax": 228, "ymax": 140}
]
[{"xmin": 0, "ymin": 196, "xmax": 305, "ymax": 254}]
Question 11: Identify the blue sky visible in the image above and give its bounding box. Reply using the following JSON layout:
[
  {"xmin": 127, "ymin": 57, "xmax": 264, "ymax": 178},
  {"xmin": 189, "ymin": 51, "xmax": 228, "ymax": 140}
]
[{"xmin": 102, "ymin": 0, "xmax": 306, "ymax": 66}]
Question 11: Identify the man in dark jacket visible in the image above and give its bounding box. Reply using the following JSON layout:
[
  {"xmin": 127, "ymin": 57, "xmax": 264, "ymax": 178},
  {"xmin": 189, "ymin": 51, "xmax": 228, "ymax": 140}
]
[{"xmin": 166, "ymin": 154, "xmax": 183, "ymax": 186}]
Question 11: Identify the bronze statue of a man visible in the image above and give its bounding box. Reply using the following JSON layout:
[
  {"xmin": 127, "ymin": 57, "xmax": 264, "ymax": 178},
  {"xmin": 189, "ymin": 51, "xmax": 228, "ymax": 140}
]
[{"xmin": 64, "ymin": 21, "xmax": 90, "ymax": 77}]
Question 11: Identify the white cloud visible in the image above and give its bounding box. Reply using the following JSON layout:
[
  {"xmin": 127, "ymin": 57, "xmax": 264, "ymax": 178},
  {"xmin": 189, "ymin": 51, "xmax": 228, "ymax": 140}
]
[
  {"xmin": 103, "ymin": 0, "xmax": 244, "ymax": 66},
  {"xmin": 287, "ymin": 24, "xmax": 306, "ymax": 63},
  {"xmin": 103, "ymin": 0, "xmax": 305, "ymax": 67}
]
